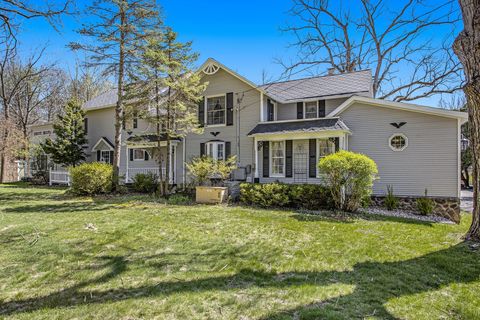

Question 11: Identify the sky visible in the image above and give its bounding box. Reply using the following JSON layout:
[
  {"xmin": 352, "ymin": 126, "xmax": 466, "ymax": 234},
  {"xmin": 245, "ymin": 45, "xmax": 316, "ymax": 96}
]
[{"xmin": 16, "ymin": 0, "xmax": 463, "ymax": 107}]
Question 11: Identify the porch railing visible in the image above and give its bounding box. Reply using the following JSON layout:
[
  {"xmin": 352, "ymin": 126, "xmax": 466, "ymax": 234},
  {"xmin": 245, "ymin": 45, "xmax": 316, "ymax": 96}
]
[
  {"xmin": 126, "ymin": 167, "xmax": 167, "ymax": 183},
  {"xmin": 49, "ymin": 170, "xmax": 70, "ymax": 186}
]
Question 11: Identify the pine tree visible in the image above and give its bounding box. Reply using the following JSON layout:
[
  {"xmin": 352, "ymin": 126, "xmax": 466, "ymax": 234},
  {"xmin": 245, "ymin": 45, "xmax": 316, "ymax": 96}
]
[
  {"xmin": 69, "ymin": 0, "xmax": 161, "ymax": 190},
  {"xmin": 129, "ymin": 27, "xmax": 206, "ymax": 195},
  {"xmin": 41, "ymin": 100, "xmax": 87, "ymax": 167}
]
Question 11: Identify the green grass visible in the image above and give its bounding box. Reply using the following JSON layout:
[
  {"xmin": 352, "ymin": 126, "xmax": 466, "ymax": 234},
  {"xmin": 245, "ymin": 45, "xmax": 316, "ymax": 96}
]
[{"xmin": 0, "ymin": 183, "xmax": 479, "ymax": 319}]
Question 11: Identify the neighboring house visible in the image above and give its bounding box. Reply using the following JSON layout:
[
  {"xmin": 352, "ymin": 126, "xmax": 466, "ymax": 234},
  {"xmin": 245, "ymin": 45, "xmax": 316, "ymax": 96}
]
[{"xmin": 28, "ymin": 58, "xmax": 467, "ymax": 199}]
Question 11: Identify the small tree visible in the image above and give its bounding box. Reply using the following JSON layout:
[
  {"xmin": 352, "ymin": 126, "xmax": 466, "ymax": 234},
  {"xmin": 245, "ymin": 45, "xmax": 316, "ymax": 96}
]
[
  {"xmin": 318, "ymin": 151, "xmax": 378, "ymax": 212},
  {"xmin": 186, "ymin": 156, "xmax": 237, "ymax": 187},
  {"xmin": 41, "ymin": 99, "xmax": 87, "ymax": 167}
]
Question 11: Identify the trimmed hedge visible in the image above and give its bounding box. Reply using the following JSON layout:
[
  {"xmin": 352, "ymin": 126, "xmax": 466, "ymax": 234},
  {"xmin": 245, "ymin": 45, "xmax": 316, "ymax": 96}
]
[
  {"xmin": 70, "ymin": 162, "xmax": 113, "ymax": 195},
  {"xmin": 132, "ymin": 172, "xmax": 157, "ymax": 193},
  {"xmin": 240, "ymin": 182, "xmax": 333, "ymax": 210}
]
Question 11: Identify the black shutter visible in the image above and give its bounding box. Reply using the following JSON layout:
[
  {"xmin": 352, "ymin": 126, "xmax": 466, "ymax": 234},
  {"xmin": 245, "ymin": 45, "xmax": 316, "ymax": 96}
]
[
  {"xmin": 225, "ymin": 141, "xmax": 231, "ymax": 159},
  {"xmin": 226, "ymin": 92, "xmax": 234, "ymax": 126},
  {"xmin": 109, "ymin": 151, "xmax": 114, "ymax": 164},
  {"xmin": 262, "ymin": 142, "xmax": 269, "ymax": 177},
  {"xmin": 133, "ymin": 111, "xmax": 138, "ymax": 129},
  {"xmin": 334, "ymin": 137, "xmax": 340, "ymax": 152},
  {"xmin": 200, "ymin": 143, "xmax": 206, "ymax": 156},
  {"xmin": 297, "ymin": 102, "xmax": 303, "ymax": 119},
  {"xmin": 97, "ymin": 150, "xmax": 101, "ymax": 161},
  {"xmin": 267, "ymin": 99, "xmax": 274, "ymax": 121},
  {"xmin": 318, "ymin": 100, "xmax": 326, "ymax": 117},
  {"xmin": 129, "ymin": 149, "xmax": 134, "ymax": 161},
  {"xmin": 84, "ymin": 118, "xmax": 88, "ymax": 134},
  {"xmin": 309, "ymin": 139, "xmax": 317, "ymax": 178},
  {"xmin": 198, "ymin": 97, "xmax": 205, "ymax": 127},
  {"xmin": 285, "ymin": 140, "xmax": 293, "ymax": 178},
  {"xmin": 144, "ymin": 150, "xmax": 149, "ymax": 161}
]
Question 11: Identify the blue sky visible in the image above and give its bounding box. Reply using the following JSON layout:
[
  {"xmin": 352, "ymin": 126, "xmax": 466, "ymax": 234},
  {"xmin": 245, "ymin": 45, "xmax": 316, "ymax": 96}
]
[{"xmin": 16, "ymin": 0, "xmax": 462, "ymax": 106}]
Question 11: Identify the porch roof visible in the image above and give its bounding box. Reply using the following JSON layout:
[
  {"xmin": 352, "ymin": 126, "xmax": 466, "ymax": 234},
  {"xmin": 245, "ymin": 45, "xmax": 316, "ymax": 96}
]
[
  {"xmin": 126, "ymin": 134, "xmax": 181, "ymax": 145},
  {"xmin": 247, "ymin": 118, "xmax": 350, "ymax": 137}
]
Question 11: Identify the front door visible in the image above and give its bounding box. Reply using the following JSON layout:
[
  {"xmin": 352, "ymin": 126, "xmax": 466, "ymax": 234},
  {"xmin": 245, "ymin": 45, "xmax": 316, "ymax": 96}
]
[{"xmin": 293, "ymin": 140, "xmax": 308, "ymax": 182}]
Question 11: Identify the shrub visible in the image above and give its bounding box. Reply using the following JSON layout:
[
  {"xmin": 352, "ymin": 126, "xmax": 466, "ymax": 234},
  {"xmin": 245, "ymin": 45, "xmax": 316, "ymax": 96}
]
[
  {"xmin": 318, "ymin": 151, "xmax": 378, "ymax": 212},
  {"xmin": 132, "ymin": 172, "xmax": 158, "ymax": 193},
  {"xmin": 187, "ymin": 156, "xmax": 237, "ymax": 186},
  {"xmin": 289, "ymin": 184, "xmax": 333, "ymax": 210},
  {"xmin": 384, "ymin": 185, "xmax": 399, "ymax": 210},
  {"xmin": 240, "ymin": 182, "xmax": 290, "ymax": 208},
  {"xmin": 416, "ymin": 189, "xmax": 435, "ymax": 215},
  {"xmin": 70, "ymin": 162, "xmax": 113, "ymax": 195},
  {"xmin": 167, "ymin": 194, "xmax": 193, "ymax": 205}
]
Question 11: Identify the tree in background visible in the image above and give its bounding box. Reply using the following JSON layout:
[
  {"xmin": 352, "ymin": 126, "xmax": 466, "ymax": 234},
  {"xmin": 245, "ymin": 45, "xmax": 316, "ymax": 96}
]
[
  {"xmin": 69, "ymin": 0, "xmax": 161, "ymax": 190},
  {"xmin": 68, "ymin": 64, "xmax": 113, "ymax": 104},
  {"xmin": 453, "ymin": 0, "xmax": 480, "ymax": 241},
  {"xmin": 129, "ymin": 27, "xmax": 206, "ymax": 195},
  {"xmin": 41, "ymin": 100, "xmax": 87, "ymax": 168},
  {"xmin": 281, "ymin": 0, "xmax": 463, "ymax": 102}
]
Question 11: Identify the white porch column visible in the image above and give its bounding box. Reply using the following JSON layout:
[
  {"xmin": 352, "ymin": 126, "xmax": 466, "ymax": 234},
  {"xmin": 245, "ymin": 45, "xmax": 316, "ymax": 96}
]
[
  {"xmin": 169, "ymin": 144, "xmax": 174, "ymax": 184},
  {"xmin": 125, "ymin": 145, "xmax": 129, "ymax": 183},
  {"xmin": 254, "ymin": 137, "xmax": 259, "ymax": 179}
]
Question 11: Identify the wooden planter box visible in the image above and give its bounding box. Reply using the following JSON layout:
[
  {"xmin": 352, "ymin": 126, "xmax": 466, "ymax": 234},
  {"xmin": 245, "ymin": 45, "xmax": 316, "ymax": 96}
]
[{"xmin": 196, "ymin": 186, "xmax": 228, "ymax": 204}]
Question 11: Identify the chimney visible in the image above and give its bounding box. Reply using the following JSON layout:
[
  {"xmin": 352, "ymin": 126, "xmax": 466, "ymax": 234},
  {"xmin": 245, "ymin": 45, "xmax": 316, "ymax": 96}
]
[{"xmin": 327, "ymin": 68, "xmax": 335, "ymax": 75}]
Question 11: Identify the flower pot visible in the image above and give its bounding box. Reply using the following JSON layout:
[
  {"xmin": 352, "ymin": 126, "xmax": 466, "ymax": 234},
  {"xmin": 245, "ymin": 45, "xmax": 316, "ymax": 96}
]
[{"xmin": 195, "ymin": 186, "xmax": 228, "ymax": 204}]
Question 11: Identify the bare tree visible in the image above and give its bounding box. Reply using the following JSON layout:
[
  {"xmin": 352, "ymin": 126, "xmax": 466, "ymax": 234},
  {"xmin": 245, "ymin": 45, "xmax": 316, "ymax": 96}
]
[
  {"xmin": 281, "ymin": 0, "xmax": 463, "ymax": 101},
  {"xmin": 69, "ymin": 0, "xmax": 162, "ymax": 190},
  {"xmin": 68, "ymin": 64, "xmax": 112, "ymax": 104},
  {"xmin": 453, "ymin": 0, "xmax": 480, "ymax": 241}
]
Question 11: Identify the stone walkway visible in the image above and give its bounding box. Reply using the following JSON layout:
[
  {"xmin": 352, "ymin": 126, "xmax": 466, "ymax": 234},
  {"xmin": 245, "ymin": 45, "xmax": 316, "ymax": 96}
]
[{"xmin": 461, "ymin": 189, "xmax": 473, "ymax": 213}]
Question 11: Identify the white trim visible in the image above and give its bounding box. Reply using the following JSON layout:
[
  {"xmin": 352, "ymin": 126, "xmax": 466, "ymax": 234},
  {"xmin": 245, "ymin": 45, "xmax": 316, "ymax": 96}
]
[
  {"xmin": 269, "ymin": 140, "xmax": 286, "ymax": 178},
  {"xmin": 125, "ymin": 146, "xmax": 129, "ymax": 182},
  {"xmin": 328, "ymin": 96, "xmax": 468, "ymax": 121},
  {"xmin": 205, "ymin": 94, "xmax": 227, "ymax": 127},
  {"xmin": 205, "ymin": 141, "xmax": 225, "ymax": 160},
  {"xmin": 457, "ymin": 118, "xmax": 461, "ymax": 198},
  {"xmin": 254, "ymin": 137, "xmax": 259, "ymax": 178},
  {"xmin": 257, "ymin": 116, "xmax": 340, "ymax": 125},
  {"xmin": 281, "ymin": 93, "xmax": 369, "ymax": 105},
  {"xmin": 250, "ymin": 129, "xmax": 350, "ymax": 141},
  {"xmin": 182, "ymin": 140, "xmax": 186, "ymax": 186},
  {"xmin": 91, "ymin": 137, "xmax": 114, "ymax": 152},
  {"xmin": 260, "ymin": 93, "xmax": 265, "ymax": 122},
  {"xmin": 304, "ymin": 100, "xmax": 319, "ymax": 119},
  {"xmin": 388, "ymin": 133, "xmax": 408, "ymax": 152}
]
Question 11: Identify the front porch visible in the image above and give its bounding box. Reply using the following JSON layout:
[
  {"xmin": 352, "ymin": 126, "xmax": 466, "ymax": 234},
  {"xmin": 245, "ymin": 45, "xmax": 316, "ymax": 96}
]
[{"xmin": 248, "ymin": 118, "xmax": 350, "ymax": 183}]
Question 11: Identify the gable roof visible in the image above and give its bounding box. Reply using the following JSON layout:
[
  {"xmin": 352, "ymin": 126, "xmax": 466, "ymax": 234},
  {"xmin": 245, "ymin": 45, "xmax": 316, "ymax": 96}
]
[
  {"xmin": 328, "ymin": 96, "xmax": 468, "ymax": 122},
  {"xmin": 260, "ymin": 70, "xmax": 373, "ymax": 103},
  {"xmin": 247, "ymin": 118, "xmax": 350, "ymax": 136},
  {"xmin": 91, "ymin": 137, "xmax": 115, "ymax": 152},
  {"xmin": 83, "ymin": 89, "xmax": 117, "ymax": 111}
]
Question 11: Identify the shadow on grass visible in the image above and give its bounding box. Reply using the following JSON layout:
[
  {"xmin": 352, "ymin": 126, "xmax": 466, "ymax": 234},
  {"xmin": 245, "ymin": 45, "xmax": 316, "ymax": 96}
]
[
  {"xmin": 3, "ymin": 201, "xmax": 118, "ymax": 214},
  {"xmin": 0, "ymin": 243, "xmax": 478, "ymax": 318}
]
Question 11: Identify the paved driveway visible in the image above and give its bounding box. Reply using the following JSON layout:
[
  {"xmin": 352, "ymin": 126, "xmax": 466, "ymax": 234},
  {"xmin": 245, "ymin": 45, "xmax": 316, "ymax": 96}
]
[{"xmin": 461, "ymin": 190, "xmax": 473, "ymax": 213}]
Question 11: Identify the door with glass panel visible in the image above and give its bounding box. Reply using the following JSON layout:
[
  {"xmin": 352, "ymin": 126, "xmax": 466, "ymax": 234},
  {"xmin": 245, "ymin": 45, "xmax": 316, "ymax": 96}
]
[{"xmin": 293, "ymin": 140, "xmax": 308, "ymax": 182}]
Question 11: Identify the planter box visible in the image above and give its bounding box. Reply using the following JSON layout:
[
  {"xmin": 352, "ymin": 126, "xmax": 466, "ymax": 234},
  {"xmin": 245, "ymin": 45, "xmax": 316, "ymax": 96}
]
[{"xmin": 196, "ymin": 186, "xmax": 228, "ymax": 204}]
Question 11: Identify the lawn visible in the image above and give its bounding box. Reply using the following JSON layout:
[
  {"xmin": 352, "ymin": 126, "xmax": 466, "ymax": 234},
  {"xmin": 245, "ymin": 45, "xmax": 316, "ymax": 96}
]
[{"xmin": 0, "ymin": 184, "xmax": 479, "ymax": 319}]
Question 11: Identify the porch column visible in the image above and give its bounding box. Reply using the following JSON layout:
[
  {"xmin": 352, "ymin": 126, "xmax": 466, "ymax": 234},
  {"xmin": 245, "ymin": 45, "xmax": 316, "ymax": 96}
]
[
  {"xmin": 254, "ymin": 137, "xmax": 259, "ymax": 179},
  {"xmin": 169, "ymin": 144, "xmax": 174, "ymax": 184},
  {"xmin": 125, "ymin": 145, "xmax": 129, "ymax": 183}
]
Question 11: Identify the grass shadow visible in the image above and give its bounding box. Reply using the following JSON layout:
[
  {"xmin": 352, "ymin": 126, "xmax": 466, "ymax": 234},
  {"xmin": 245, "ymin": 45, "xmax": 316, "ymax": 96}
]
[{"xmin": 0, "ymin": 243, "xmax": 478, "ymax": 318}]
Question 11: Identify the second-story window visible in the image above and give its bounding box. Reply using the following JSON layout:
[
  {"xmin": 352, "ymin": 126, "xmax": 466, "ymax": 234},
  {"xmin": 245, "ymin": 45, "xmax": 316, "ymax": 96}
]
[
  {"xmin": 207, "ymin": 95, "xmax": 226, "ymax": 126},
  {"xmin": 305, "ymin": 101, "xmax": 318, "ymax": 119}
]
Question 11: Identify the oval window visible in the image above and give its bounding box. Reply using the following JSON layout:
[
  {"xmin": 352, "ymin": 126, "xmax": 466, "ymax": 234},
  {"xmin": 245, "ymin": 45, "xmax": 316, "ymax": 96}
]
[{"xmin": 389, "ymin": 134, "xmax": 408, "ymax": 151}]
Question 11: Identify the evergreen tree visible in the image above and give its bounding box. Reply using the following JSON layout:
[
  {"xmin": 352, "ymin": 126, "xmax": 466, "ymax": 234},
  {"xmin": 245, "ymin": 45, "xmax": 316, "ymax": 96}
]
[
  {"xmin": 41, "ymin": 100, "xmax": 87, "ymax": 167},
  {"xmin": 129, "ymin": 27, "xmax": 206, "ymax": 195}
]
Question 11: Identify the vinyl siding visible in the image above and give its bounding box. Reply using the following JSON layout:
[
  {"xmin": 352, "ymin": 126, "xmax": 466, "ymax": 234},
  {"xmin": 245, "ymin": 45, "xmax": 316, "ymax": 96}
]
[
  {"xmin": 184, "ymin": 68, "xmax": 260, "ymax": 181},
  {"xmin": 276, "ymin": 97, "xmax": 348, "ymax": 121},
  {"xmin": 340, "ymin": 102, "xmax": 459, "ymax": 197}
]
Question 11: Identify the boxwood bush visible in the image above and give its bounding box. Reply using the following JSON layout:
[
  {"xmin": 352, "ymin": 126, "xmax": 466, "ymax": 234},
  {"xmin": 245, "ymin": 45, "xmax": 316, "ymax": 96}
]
[
  {"xmin": 131, "ymin": 172, "xmax": 157, "ymax": 193},
  {"xmin": 240, "ymin": 182, "xmax": 332, "ymax": 210},
  {"xmin": 69, "ymin": 162, "xmax": 113, "ymax": 195}
]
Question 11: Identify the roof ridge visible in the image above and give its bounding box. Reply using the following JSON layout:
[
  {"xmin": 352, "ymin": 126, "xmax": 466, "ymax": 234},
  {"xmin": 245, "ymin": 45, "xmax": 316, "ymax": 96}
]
[{"xmin": 261, "ymin": 69, "xmax": 372, "ymax": 86}]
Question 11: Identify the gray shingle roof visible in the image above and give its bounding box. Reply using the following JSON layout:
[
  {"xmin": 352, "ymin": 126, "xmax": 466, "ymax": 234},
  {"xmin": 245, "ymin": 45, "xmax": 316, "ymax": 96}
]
[
  {"xmin": 126, "ymin": 134, "xmax": 181, "ymax": 143},
  {"xmin": 247, "ymin": 118, "xmax": 350, "ymax": 136},
  {"xmin": 260, "ymin": 70, "xmax": 372, "ymax": 102},
  {"xmin": 83, "ymin": 89, "xmax": 118, "ymax": 110}
]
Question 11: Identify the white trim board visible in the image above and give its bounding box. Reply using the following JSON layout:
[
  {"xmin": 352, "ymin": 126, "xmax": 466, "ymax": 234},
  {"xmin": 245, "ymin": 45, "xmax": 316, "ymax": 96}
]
[
  {"xmin": 328, "ymin": 96, "xmax": 468, "ymax": 122},
  {"xmin": 91, "ymin": 137, "xmax": 115, "ymax": 152}
]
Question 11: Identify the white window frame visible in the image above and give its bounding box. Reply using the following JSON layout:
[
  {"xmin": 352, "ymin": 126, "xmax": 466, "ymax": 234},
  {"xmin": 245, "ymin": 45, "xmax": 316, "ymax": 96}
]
[
  {"xmin": 100, "ymin": 150, "xmax": 111, "ymax": 164},
  {"xmin": 270, "ymin": 140, "xmax": 286, "ymax": 178},
  {"xmin": 304, "ymin": 101, "xmax": 319, "ymax": 119},
  {"xmin": 205, "ymin": 94, "xmax": 227, "ymax": 127},
  {"xmin": 206, "ymin": 141, "xmax": 225, "ymax": 160},
  {"xmin": 133, "ymin": 149, "xmax": 147, "ymax": 161},
  {"xmin": 389, "ymin": 133, "xmax": 408, "ymax": 151}
]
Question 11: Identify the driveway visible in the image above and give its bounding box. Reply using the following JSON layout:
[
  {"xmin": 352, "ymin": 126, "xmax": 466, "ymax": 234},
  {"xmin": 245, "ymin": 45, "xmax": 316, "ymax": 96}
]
[{"xmin": 461, "ymin": 190, "xmax": 473, "ymax": 213}]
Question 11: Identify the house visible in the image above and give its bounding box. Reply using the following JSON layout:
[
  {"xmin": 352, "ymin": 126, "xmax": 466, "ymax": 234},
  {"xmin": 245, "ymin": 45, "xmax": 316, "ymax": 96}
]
[{"xmin": 28, "ymin": 58, "xmax": 467, "ymax": 202}]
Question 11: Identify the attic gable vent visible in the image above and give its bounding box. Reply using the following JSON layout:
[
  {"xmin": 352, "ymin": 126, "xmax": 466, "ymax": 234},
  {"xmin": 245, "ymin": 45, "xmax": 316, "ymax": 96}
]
[{"xmin": 203, "ymin": 63, "xmax": 220, "ymax": 75}]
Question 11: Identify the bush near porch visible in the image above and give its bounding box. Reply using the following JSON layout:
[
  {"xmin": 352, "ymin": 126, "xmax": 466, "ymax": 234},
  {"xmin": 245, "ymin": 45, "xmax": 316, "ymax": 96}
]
[{"xmin": 69, "ymin": 162, "xmax": 113, "ymax": 195}]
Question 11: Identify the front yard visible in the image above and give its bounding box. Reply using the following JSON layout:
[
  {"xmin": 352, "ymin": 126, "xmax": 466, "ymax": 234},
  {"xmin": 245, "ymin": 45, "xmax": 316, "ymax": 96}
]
[{"xmin": 0, "ymin": 184, "xmax": 479, "ymax": 319}]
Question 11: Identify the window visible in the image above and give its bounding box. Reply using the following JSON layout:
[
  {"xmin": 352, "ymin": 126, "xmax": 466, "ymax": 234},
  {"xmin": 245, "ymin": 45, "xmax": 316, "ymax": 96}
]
[
  {"xmin": 206, "ymin": 141, "xmax": 225, "ymax": 160},
  {"xmin": 389, "ymin": 134, "xmax": 408, "ymax": 151},
  {"xmin": 100, "ymin": 150, "xmax": 111, "ymax": 164},
  {"xmin": 133, "ymin": 112, "xmax": 138, "ymax": 129},
  {"xmin": 33, "ymin": 131, "xmax": 42, "ymax": 136},
  {"xmin": 305, "ymin": 101, "xmax": 318, "ymax": 119},
  {"xmin": 42, "ymin": 130, "xmax": 51, "ymax": 135},
  {"xmin": 270, "ymin": 141, "xmax": 285, "ymax": 177},
  {"xmin": 318, "ymin": 139, "xmax": 336, "ymax": 159},
  {"xmin": 133, "ymin": 149, "xmax": 146, "ymax": 160},
  {"xmin": 206, "ymin": 95, "xmax": 226, "ymax": 126},
  {"xmin": 84, "ymin": 118, "xmax": 88, "ymax": 134}
]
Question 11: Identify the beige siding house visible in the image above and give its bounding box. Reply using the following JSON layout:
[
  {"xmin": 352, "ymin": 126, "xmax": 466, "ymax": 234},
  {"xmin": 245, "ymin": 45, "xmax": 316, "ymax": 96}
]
[{"xmin": 28, "ymin": 58, "xmax": 467, "ymax": 199}]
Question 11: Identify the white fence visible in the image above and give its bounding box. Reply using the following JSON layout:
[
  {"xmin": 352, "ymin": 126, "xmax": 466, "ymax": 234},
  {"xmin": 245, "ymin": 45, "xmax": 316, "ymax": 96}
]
[
  {"xmin": 126, "ymin": 167, "xmax": 167, "ymax": 183},
  {"xmin": 49, "ymin": 170, "xmax": 70, "ymax": 186}
]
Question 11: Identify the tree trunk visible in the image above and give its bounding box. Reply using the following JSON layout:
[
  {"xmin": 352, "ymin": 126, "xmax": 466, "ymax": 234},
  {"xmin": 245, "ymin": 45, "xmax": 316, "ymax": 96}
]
[
  {"xmin": 462, "ymin": 168, "xmax": 470, "ymax": 188},
  {"xmin": 0, "ymin": 102, "xmax": 10, "ymax": 183},
  {"xmin": 112, "ymin": 2, "xmax": 126, "ymax": 191},
  {"xmin": 155, "ymin": 73, "xmax": 164, "ymax": 196},
  {"xmin": 453, "ymin": 0, "xmax": 480, "ymax": 241}
]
